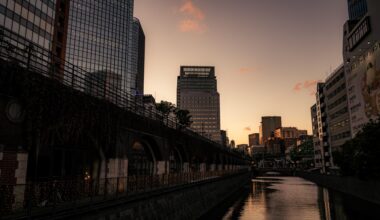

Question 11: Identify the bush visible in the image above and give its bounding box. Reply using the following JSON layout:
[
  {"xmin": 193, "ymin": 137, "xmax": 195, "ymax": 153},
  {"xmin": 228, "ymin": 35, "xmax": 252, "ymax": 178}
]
[{"xmin": 334, "ymin": 118, "xmax": 380, "ymax": 179}]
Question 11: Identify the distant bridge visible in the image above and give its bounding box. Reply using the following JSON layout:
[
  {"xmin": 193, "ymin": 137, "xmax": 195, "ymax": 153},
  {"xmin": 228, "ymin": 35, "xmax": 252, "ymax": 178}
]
[{"xmin": 252, "ymin": 168, "xmax": 296, "ymax": 177}]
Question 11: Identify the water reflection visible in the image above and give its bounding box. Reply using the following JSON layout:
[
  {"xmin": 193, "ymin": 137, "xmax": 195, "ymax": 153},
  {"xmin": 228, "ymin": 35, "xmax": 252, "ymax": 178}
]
[{"xmin": 212, "ymin": 177, "xmax": 379, "ymax": 220}]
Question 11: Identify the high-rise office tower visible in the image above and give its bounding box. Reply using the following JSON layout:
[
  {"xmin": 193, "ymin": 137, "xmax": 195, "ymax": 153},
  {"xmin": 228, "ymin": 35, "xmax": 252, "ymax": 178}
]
[
  {"xmin": 177, "ymin": 66, "xmax": 221, "ymax": 142},
  {"xmin": 65, "ymin": 0, "xmax": 134, "ymax": 96},
  {"xmin": 259, "ymin": 116, "xmax": 282, "ymax": 144},
  {"xmin": 0, "ymin": 0, "xmax": 63, "ymax": 72},
  {"xmin": 343, "ymin": 0, "xmax": 380, "ymax": 136},
  {"xmin": 347, "ymin": 0, "xmax": 368, "ymax": 20},
  {"xmin": 131, "ymin": 17, "xmax": 145, "ymax": 97},
  {"xmin": 0, "ymin": 0, "xmax": 56, "ymax": 51}
]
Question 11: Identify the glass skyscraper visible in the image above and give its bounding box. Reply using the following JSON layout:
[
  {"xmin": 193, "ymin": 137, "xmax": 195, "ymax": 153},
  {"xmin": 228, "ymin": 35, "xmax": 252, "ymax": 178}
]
[
  {"xmin": 65, "ymin": 0, "xmax": 134, "ymax": 96},
  {"xmin": 347, "ymin": 0, "xmax": 368, "ymax": 20},
  {"xmin": 0, "ymin": 0, "xmax": 60, "ymax": 73},
  {"xmin": 177, "ymin": 66, "xmax": 221, "ymax": 143},
  {"xmin": 0, "ymin": 0, "xmax": 56, "ymax": 50},
  {"xmin": 130, "ymin": 17, "xmax": 145, "ymax": 97}
]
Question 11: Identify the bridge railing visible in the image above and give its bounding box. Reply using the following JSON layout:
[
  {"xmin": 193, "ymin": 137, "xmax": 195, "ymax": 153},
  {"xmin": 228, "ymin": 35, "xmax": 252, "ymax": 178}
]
[
  {"xmin": 0, "ymin": 27, "xmax": 242, "ymax": 154},
  {"xmin": 0, "ymin": 170, "xmax": 247, "ymax": 217}
]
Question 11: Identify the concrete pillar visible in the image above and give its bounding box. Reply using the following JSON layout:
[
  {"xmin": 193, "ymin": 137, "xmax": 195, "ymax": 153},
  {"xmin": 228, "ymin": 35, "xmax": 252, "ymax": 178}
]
[
  {"xmin": 0, "ymin": 151, "xmax": 28, "ymax": 210},
  {"xmin": 218, "ymin": 164, "xmax": 223, "ymax": 171},
  {"xmin": 183, "ymin": 162, "xmax": 190, "ymax": 173},
  {"xmin": 210, "ymin": 164, "xmax": 216, "ymax": 171},
  {"xmin": 156, "ymin": 161, "xmax": 167, "ymax": 175},
  {"xmin": 200, "ymin": 163, "xmax": 206, "ymax": 172},
  {"xmin": 107, "ymin": 159, "xmax": 119, "ymax": 194},
  {"xmin": 118, "ymin": 159, "xmax": 128, "ymax": 193},
  {"xmin": 13, "ymin": 152, "xmax": 28, "ymax": 209}
]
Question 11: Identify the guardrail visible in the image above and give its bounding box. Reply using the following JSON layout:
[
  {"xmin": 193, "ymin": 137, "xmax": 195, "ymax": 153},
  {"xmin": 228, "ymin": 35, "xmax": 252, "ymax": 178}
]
[{"xmin": 0, "ymin": 170, "xmax": 247, "ymax": 218}]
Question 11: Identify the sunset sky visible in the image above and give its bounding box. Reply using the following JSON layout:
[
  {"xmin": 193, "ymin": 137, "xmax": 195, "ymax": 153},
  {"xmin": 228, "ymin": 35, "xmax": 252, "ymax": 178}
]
[{"xmin": 134, "ymin": 0, "xmax": 348, "ymax": 145}]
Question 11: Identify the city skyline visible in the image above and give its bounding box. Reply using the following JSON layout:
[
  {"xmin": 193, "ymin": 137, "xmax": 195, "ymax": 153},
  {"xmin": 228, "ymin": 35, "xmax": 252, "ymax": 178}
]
[{"xmin": 134, "ymin": 0, "xmax": 349, "ymax": 144}]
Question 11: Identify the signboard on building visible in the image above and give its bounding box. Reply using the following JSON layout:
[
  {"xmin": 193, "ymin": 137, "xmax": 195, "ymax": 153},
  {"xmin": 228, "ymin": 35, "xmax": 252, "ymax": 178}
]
[{"xmin": 347, "ymin": 42, "xmax": 380, "ymax": 136}]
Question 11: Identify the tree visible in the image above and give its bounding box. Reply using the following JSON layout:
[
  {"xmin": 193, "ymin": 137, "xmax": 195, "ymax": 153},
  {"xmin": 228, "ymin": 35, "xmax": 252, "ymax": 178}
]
[
  {"xmin": 174, "ymin": 109, "xmax": 192, "ymax": 127},
  {"xmin": 155, "ymin": 101, "xmax": 175, "ymax": 116},
  {"xmin": 333, "ymin": 117, "xmax": 380, "ymax": 179},
  {"xmin": 289, "ymin": 139, "xmax": 314, "ymax": 168}
]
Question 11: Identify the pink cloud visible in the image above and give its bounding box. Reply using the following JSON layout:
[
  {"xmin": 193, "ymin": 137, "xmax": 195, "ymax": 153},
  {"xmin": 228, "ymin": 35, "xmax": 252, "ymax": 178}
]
[
  {"xmin": 180, "ymin": 0, "xmax": 205, "ymax": 20},
  {"xmin": 293, "ymin": 82, "xmax": 303, "ymax": 91},
  {"xmin": 179, "ymin": 19, "xmax": 206, "ymax": 33},
  {"xmin": 238, "ymin": 67, "xmax": 254, "ymax": 74},
  {"xmin": 178, "ymin": 0, "xmax": 207, "ymax": 33},
  {"xmin": 293, "ymin": 80, "xmax": 321, "ymax": 96}
]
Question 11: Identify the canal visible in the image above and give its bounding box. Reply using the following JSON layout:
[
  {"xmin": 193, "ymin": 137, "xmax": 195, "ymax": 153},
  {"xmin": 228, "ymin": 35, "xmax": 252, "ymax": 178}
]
[{"xmin": 203, "ymin": 176, "xmax": 380, "ymax": 220}]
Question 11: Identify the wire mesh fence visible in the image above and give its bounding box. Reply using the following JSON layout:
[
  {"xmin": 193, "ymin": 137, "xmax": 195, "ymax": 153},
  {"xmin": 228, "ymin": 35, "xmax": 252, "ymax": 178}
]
[
  {"xmin": 0, "ymin": 26, "xmax": 240, "ymax": 152},
  {"xmin": 0, "ymin": 170, "xmax": 246, "ymax": 217}
]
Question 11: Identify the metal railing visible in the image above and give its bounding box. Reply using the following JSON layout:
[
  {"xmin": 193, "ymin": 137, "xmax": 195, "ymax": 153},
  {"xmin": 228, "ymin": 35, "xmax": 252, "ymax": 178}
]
[
  {"xmin": 0, "ymin": 170, "xmax": 245, "ymax": 217},
  {"xmin": 0, "ymin": 27, "xmax": 243, "ymax": 154}
]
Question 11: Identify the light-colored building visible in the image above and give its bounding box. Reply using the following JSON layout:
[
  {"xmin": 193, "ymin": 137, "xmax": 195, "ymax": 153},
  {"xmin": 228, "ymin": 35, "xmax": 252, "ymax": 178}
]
[
  {"xmin": 314, "ymin": 83, "xmax": 331, "ymax": 173},
  {"xmin": 177, "ymin": 66, "xmax": 221, "ymax": 142},
  {"xmin": 343, "ymin": 0, "xmax": 380, "ymax": 136},
  {"xmin": 311, "ymin": 65, "xmax": 352, "ymax": 172},
  {"xmin": 259, "ymin": 116, "xmax": 282, "ymax": 144},
  {"xmin": 324, "ymin": 65, "xmax": 351, "ymax": 154}
]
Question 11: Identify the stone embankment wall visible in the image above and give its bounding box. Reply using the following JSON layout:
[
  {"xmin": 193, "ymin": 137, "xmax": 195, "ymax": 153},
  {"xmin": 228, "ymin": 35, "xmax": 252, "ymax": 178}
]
[
  {"xmin": 298, "ymin": 172, "xmax": 380, "ymax": 205},
  {"xmin": 38, "ymin": 172, "xmax": 250, "ymax": 220}
]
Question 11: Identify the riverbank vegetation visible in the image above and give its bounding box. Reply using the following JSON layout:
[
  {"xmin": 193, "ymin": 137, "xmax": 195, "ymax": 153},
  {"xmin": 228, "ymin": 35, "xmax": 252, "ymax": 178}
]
[{"xmin": 333, "ymin": 117, "xmax": 380, "ymax": 179}]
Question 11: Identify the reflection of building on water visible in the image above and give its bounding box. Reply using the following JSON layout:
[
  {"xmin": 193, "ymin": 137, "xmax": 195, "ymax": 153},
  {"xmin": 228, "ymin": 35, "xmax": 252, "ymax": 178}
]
[{"xmin": 321, "ymin": 188, "xmax": 332, "ymax": 220}]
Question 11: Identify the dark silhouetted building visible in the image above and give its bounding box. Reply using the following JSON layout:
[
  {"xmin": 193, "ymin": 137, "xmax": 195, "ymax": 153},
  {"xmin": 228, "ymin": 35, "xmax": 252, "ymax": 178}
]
[
  {"xmin": 177, "ymin": 66, "xmax": 221, "ymax": 142},
  {"xmin": 259, "ymin": 116, "xmax": 282, "ymax": 144},
  {"xmin": 131, "ymin": 18, "xmax": 145, "ymax": 97},
  {"xmin": 248, "ymin": 133, "xmax": 259, "ymax": 146}
]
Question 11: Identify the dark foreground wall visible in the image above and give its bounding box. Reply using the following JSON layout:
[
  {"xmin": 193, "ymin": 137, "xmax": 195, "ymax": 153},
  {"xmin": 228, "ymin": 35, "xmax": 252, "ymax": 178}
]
[
  {"xmin": 28, "ymin": 172, "xmax": 250, "ymax": 220},
  {"xmin": 298, "ymin": 172, "xmax": 380, "ymax": 206}
]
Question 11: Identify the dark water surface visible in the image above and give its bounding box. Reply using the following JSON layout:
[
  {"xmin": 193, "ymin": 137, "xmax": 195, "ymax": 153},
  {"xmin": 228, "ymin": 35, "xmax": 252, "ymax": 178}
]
[{"xmin": 203, "ymin": 177, "xmax": 380, "ymax": 220}]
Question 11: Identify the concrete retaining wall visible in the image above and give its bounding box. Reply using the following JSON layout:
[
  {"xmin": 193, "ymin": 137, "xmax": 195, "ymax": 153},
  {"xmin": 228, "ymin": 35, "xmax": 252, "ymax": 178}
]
[
  {"xmin": 298, "ymin": 172, "xmax": 380, "ymax": 205},
  {"xmin": 81, "ymin": 172, "xmax": 250, "ymax": 220},
  {"xmin": 25, "ymin": 172, "xmax": 250, "ymax": 220}
]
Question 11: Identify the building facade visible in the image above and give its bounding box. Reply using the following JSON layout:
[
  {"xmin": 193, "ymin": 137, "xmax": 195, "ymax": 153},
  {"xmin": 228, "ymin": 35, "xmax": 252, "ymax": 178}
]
[
  {"xmin": 0, "ymin": 0, "xmax": 56, "ymax": 51},
  {"xmin": 314, "ymin": 83, "xmax": 331, "ymax": 172},
  {"xmin": 324, "ymin": 65, "xmax": 351, "ymax": 153},
  {"xmin": 259, "ymin": 116, "xmax": 282, "ymax": 144},
  {"xmin": 311, "ymin": 65, "xmax": 352, "ymax": 172},
  {"xmin": 64, "ymin": 0, "xmax": 134, "ymax": 97},
  {"xmin": 248, "ymin": 133, "xmax": 260, "ymax": 146},
  {"xmin": 177, "ymin": 66, "xmax": 221, "ymax": 142},
  {"xmin": 343, "ymin": 0, "xmax": 380, "ymax": 136},
  {"xmin": 0, "ymin": 0, "xmax": 59, "ymax": 72},
  {"xmin": 131, "ymin": 17, "xmax": 145, "ymax": 97}
]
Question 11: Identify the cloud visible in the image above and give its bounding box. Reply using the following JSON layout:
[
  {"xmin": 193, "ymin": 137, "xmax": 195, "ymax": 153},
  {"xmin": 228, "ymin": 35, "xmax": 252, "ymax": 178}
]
[
  {"xmin": 238, "ymin": 67, "xmax": 254, "ymax": 74},
  {"xmin": 179, "ymin": 19, "xmax": 206, "ymax": 33},
  {"xmin": 244, "ymin": 126, "xmax": 251, "ymax": 131},
  {"xmin": 293, "ymin": 80, "xmax": 321, "ymax": 96},
  {"xmin": 178, "ymin": 0, "xmax": 207, "ymax": 33},
  {"xmin": 179, "ymin": 0, "xmax": 205, "ymax": 20}
]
